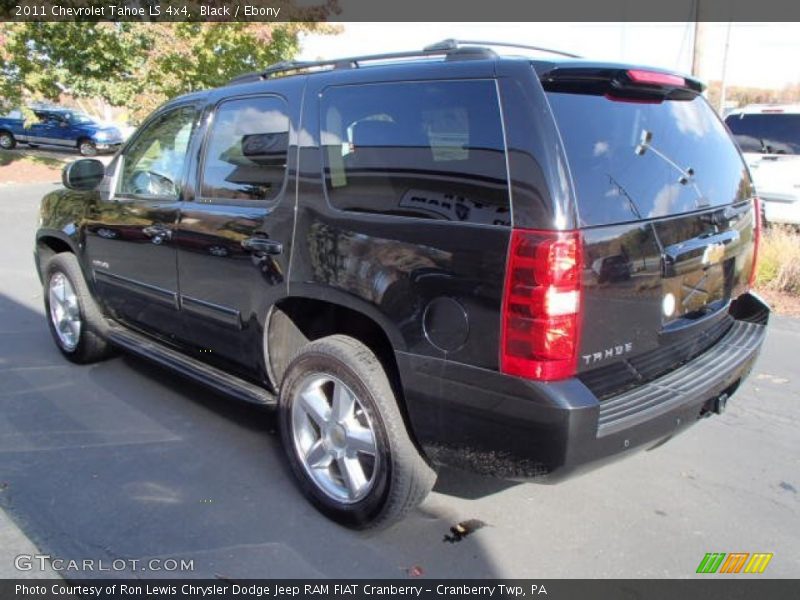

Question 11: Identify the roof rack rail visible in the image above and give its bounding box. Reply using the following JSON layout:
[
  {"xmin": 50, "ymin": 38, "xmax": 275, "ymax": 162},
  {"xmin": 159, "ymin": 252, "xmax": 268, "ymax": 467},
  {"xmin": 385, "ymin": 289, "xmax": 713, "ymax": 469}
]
[
  {"xmin": 423, "ymin": 39, "xmax": 581, "ymax": 59},
  {"xmin": 227, "ymin": 43, "xmax": 499, "ymax": 85},
  {"xmin": 228, "ymin": 61, "xmax": 316, "ymax": 85},
  {"xmin": 227, "ymin": 38, "xmax": 578, "ymax": 86}
]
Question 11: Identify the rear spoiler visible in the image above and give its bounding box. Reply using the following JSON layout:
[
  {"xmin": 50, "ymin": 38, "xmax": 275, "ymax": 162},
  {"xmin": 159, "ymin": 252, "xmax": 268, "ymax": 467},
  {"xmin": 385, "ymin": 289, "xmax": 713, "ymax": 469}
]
[{"xmin": 536, "ymin": 63, "xmax": 705, "ymax": 100}]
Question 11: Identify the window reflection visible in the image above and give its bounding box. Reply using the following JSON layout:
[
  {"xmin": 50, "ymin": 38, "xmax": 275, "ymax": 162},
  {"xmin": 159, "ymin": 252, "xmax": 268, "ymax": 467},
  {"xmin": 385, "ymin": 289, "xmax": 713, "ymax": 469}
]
[
  {"xmin": 200, "ymin": 97, "xmax": 289, "ymax": 202},
  {"xmin": 547, "ymin": 93, "xmax": 750, "ymax": 227},
  {"xmin": 321, "ymin": 80, "xmax": 510, "ymax": 225},
  {"xmin": 725, "ymin": 113, "xmax": 800, "ymax": 155}
]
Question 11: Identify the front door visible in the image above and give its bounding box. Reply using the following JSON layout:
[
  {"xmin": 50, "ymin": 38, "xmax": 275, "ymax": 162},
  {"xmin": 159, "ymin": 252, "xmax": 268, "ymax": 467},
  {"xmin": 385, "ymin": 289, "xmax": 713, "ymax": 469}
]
[
  {"xmin": 175, "ymin": 90, "xmax": 298, "ymax": 379},
  {"xmin": 85, "ymin": 103, "xmax": 201, "ymax": 339}
]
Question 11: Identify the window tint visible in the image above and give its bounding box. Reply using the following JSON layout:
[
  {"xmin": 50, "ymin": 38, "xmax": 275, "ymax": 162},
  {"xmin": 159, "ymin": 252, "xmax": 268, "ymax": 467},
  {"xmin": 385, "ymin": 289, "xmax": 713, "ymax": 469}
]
[
  {"xmin": 200, "ymin": 96, "xmax": 289, "ymax": 202},
  {"xmin": 321, "ymin": 80, "xmax": 510, "ymax": 225},
  {"xmin": 118, "ymin": 105, "xmax": 198, "ymax": 199},
  {"xmin": 546, "ymin": 93, "xmax": 750, "ymax": 227},
  {"xmin": 725, "ymin": 113, "xmax": 800, "ymax": 155},
  {"xmin": 34, "ymin": 112, "xmax": 58, "ymax": 124}
]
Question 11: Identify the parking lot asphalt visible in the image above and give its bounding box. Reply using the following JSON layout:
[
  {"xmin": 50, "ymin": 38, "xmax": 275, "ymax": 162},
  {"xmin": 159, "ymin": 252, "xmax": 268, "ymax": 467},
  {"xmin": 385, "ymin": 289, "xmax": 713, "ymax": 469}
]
[
  {"xmin": 1, "ymin": 182, "xmax": 798, "ymax": 579},
  {"xmin": 7, "ymin": 146, "xmax": 116, "ymax": 165}
]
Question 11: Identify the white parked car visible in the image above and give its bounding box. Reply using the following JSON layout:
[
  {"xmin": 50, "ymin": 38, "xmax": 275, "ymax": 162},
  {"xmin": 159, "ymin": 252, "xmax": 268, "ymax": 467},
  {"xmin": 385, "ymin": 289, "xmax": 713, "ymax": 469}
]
[{"xmin": 725, "ymin": 105, "xmax": 800, "ymax": 226}]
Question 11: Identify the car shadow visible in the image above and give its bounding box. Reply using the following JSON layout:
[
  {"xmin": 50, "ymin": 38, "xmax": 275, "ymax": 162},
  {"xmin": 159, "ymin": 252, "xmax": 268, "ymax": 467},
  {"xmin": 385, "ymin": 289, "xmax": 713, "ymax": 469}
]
[
  {"xmin": 0, "ymin": 148, "xmax": 67, "ymax": 168},
  {"xmin": 0, "ymin": 291, "xmax": 510, "ymax": 579}
]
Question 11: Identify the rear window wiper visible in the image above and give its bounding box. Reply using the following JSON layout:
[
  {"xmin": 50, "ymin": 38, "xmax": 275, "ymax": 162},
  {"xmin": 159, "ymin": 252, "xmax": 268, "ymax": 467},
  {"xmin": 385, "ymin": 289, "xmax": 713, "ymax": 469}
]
[
  {"xmin": 634, "ymin": 129, "xmax": 694, "ymax": 184},
  {"xmin": 634, "ymin": 129, "xmax": 709, "ymax": 207}
]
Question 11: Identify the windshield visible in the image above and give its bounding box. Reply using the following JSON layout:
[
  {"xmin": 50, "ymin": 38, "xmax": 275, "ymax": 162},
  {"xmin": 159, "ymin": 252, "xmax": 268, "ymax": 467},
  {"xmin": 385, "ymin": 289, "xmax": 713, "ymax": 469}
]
[
  {"xmin": 724, "ymin": 113, "xmax": 800, "ymax": 155},
  {"xmin": 546, "ymin": 92, "xmax": 752, "ymax": 227}
]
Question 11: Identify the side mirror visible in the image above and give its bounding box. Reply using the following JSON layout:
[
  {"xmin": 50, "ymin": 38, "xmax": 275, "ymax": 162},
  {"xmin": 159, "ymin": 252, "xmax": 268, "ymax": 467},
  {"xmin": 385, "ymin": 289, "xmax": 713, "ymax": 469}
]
[{"xmin": 63, "ymin": 159, "xmax": 105, "ymax": 191}]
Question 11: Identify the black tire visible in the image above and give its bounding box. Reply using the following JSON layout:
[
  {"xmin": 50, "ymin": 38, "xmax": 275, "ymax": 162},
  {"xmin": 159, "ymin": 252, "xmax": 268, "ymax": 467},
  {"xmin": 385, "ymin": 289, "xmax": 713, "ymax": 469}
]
[
  {"xmin": 43, "ymin": 253, "xmax": 114, "ymax": 364},
  {"xmin": 0, "ymin": 130, "xmax": 16, "ymax": 150},
  {"xmin": 278, "ymin": 335, "xmax": 435, "ymax": 529},
  {"xmin": 78, "ymin": 138, "xmax": 97, "ymax": 157}
]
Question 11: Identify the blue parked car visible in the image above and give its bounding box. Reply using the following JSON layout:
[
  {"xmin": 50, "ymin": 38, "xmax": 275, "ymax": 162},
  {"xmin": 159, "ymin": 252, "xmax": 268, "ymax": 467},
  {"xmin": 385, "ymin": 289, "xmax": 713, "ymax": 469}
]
[{"xmin": 0, "ymin": 107, "xmax": 125, "ymax": 156}]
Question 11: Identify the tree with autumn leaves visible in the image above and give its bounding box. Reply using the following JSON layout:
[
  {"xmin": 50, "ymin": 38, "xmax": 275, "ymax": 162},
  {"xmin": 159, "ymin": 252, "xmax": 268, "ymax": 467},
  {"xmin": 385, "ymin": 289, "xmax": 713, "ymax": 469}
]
[{"xmin": 0, "ymin": 17, "xmax": 339, "ymax": 123}]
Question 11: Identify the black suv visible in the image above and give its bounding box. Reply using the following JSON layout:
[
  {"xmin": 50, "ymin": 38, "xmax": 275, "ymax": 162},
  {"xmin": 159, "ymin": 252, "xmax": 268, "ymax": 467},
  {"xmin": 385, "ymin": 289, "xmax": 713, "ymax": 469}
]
[{"xmin": 35, "ymin": 40, "xmax": 769, "ymax": 528}]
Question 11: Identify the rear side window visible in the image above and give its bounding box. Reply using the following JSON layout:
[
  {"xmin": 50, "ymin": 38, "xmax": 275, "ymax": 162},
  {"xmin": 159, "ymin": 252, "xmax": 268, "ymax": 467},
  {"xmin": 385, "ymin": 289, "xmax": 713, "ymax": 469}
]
[
  {"xmin": 547, "ymin": 93, "xmax": 751, "ymax": 227},
  {"xmin": 320, "ymin": 80, "xmax": 510, "ymax": 225},
  {"xmin": 200, "ymin": 96, "xmax": 289, "ymax": 203},
  {"xmin": 725, "ymin": 113, "xmax": 800, "ymax": 155}
]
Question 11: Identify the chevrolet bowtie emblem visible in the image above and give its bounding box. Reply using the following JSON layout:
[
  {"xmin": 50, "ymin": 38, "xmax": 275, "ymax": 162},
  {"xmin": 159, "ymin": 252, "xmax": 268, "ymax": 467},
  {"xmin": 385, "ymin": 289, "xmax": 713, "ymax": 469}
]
[{"xmin": 701, "ymin": 242, "xmax": 725, "ymax": 266}]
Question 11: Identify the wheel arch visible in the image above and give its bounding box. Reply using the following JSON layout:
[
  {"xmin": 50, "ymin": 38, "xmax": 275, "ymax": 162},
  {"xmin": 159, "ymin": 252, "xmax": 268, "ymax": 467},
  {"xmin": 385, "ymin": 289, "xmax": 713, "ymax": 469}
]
[
  {"xmin": 265, "ymin": 295, "xmax": 420, "ymax": 450},
  {"xmin": 35, "ymin": 231, "xmax": 79, "ymax": 283},
  {"xmin": 266, "ymin": 294, "xmax": 404, "ymax": 383}
]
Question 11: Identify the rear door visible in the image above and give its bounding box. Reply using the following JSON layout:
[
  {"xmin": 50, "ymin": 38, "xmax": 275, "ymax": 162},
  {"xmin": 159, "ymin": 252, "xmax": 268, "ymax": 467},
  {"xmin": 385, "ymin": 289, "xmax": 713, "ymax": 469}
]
[
  {"xmin": 47, "ymin": 112, "xmax": 78, "ymax": 147},
  {"xmin": 543, "ymin": 72, "xmax": 757, "ymax": 397},
  {"xmin": 174, "ymin": 87, "xmax": 298, "ymax": 379}
]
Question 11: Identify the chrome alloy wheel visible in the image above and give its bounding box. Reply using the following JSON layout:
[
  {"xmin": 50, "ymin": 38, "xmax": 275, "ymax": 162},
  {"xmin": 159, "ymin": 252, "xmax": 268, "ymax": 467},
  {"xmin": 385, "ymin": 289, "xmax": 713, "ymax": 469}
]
[
  {"xmin": 48, "ymin": 272, "xmax": 82, "ymax": 351},
  {"xmin": 291, "ymin": 373, "xmax": 380, "ymax": 503}
]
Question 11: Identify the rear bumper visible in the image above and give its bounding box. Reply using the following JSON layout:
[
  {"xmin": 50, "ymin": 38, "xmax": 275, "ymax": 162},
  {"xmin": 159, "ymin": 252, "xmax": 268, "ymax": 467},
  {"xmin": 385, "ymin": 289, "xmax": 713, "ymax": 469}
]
[{"xmin": 397, "ymin": 292, "xmax": 770, "ymax": 482}]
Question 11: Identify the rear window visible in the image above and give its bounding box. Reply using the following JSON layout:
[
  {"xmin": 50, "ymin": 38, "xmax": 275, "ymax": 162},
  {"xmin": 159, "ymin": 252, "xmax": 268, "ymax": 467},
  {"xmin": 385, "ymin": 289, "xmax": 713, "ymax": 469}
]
[
  {"xmin": 546, "ymin": 93, "xmax": 751, "ymax": 227},
  {"xmin": 724, "ymin": 113, "xmax": 800, "ymax": 155},
  {"xmin": 320, "ymin": 80, "xmax": 510, "ymax": 225}
]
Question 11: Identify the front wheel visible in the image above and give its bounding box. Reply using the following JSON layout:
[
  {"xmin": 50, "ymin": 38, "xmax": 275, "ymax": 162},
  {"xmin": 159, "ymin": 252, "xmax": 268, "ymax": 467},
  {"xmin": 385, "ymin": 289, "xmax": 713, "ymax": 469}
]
[
  {"xmin": 78, "ymin": 139, "xmax": 97, "ymax": 157},
  {"xmin": 43, "ymin": 253, "xmax": 114, "ymax": 364},
  {"xmin": 0, "ymin": 131, "xmax": 16, "ymax": 150},
  {"xmin": 278, "ymin": 335, "xmax": 435, "ymax": 529}
]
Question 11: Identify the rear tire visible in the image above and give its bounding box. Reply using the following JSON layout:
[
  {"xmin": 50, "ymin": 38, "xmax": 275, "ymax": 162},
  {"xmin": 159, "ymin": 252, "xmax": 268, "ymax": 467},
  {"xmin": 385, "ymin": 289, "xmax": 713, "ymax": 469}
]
[
  {"xmin": 0, "ymin": 130, "xmax": 16, "ymax": 150},
  {"xmin": 43, "ymin": 253, "xmax": 114, "ymax": 364},
  {"xmin": 278, "ymin": 335, "xmax": 435, "ymax": 529}
]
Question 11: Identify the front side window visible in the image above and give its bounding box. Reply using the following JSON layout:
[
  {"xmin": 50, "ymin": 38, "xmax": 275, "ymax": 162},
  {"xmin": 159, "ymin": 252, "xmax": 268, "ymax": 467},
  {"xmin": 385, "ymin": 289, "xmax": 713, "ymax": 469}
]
[
  {"xmin": 118, "ymin": 105, "xmax": 198, "ymax": 199},
  {"xmin": 65, "ymin": 112, "xmax": 93, "ymax": 125},
  {"xmin": 199, "ymin": 96, "xmax": 289, "ymax": 203},
  {"xmin": 320, "ymin": 80, "xmax": 510, "ymax": 225}
]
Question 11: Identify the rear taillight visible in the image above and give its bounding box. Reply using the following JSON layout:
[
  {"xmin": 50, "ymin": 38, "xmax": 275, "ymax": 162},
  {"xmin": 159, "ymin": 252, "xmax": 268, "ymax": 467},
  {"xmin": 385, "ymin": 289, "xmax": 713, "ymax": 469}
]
[
  {"xmin": 748, "ymin": 197, "xmax": 762, "ymax": 289},
  {"xmin": 500, "ymin": 229, "xmax": 583, "ymax": 381}
]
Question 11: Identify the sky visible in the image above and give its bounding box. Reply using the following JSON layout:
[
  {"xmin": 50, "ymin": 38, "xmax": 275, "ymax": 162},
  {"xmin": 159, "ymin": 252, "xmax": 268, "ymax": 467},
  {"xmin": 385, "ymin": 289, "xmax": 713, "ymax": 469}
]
[{"xmin": 298, "ymin": 22, "xmax": 800, "ymax": 90}]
